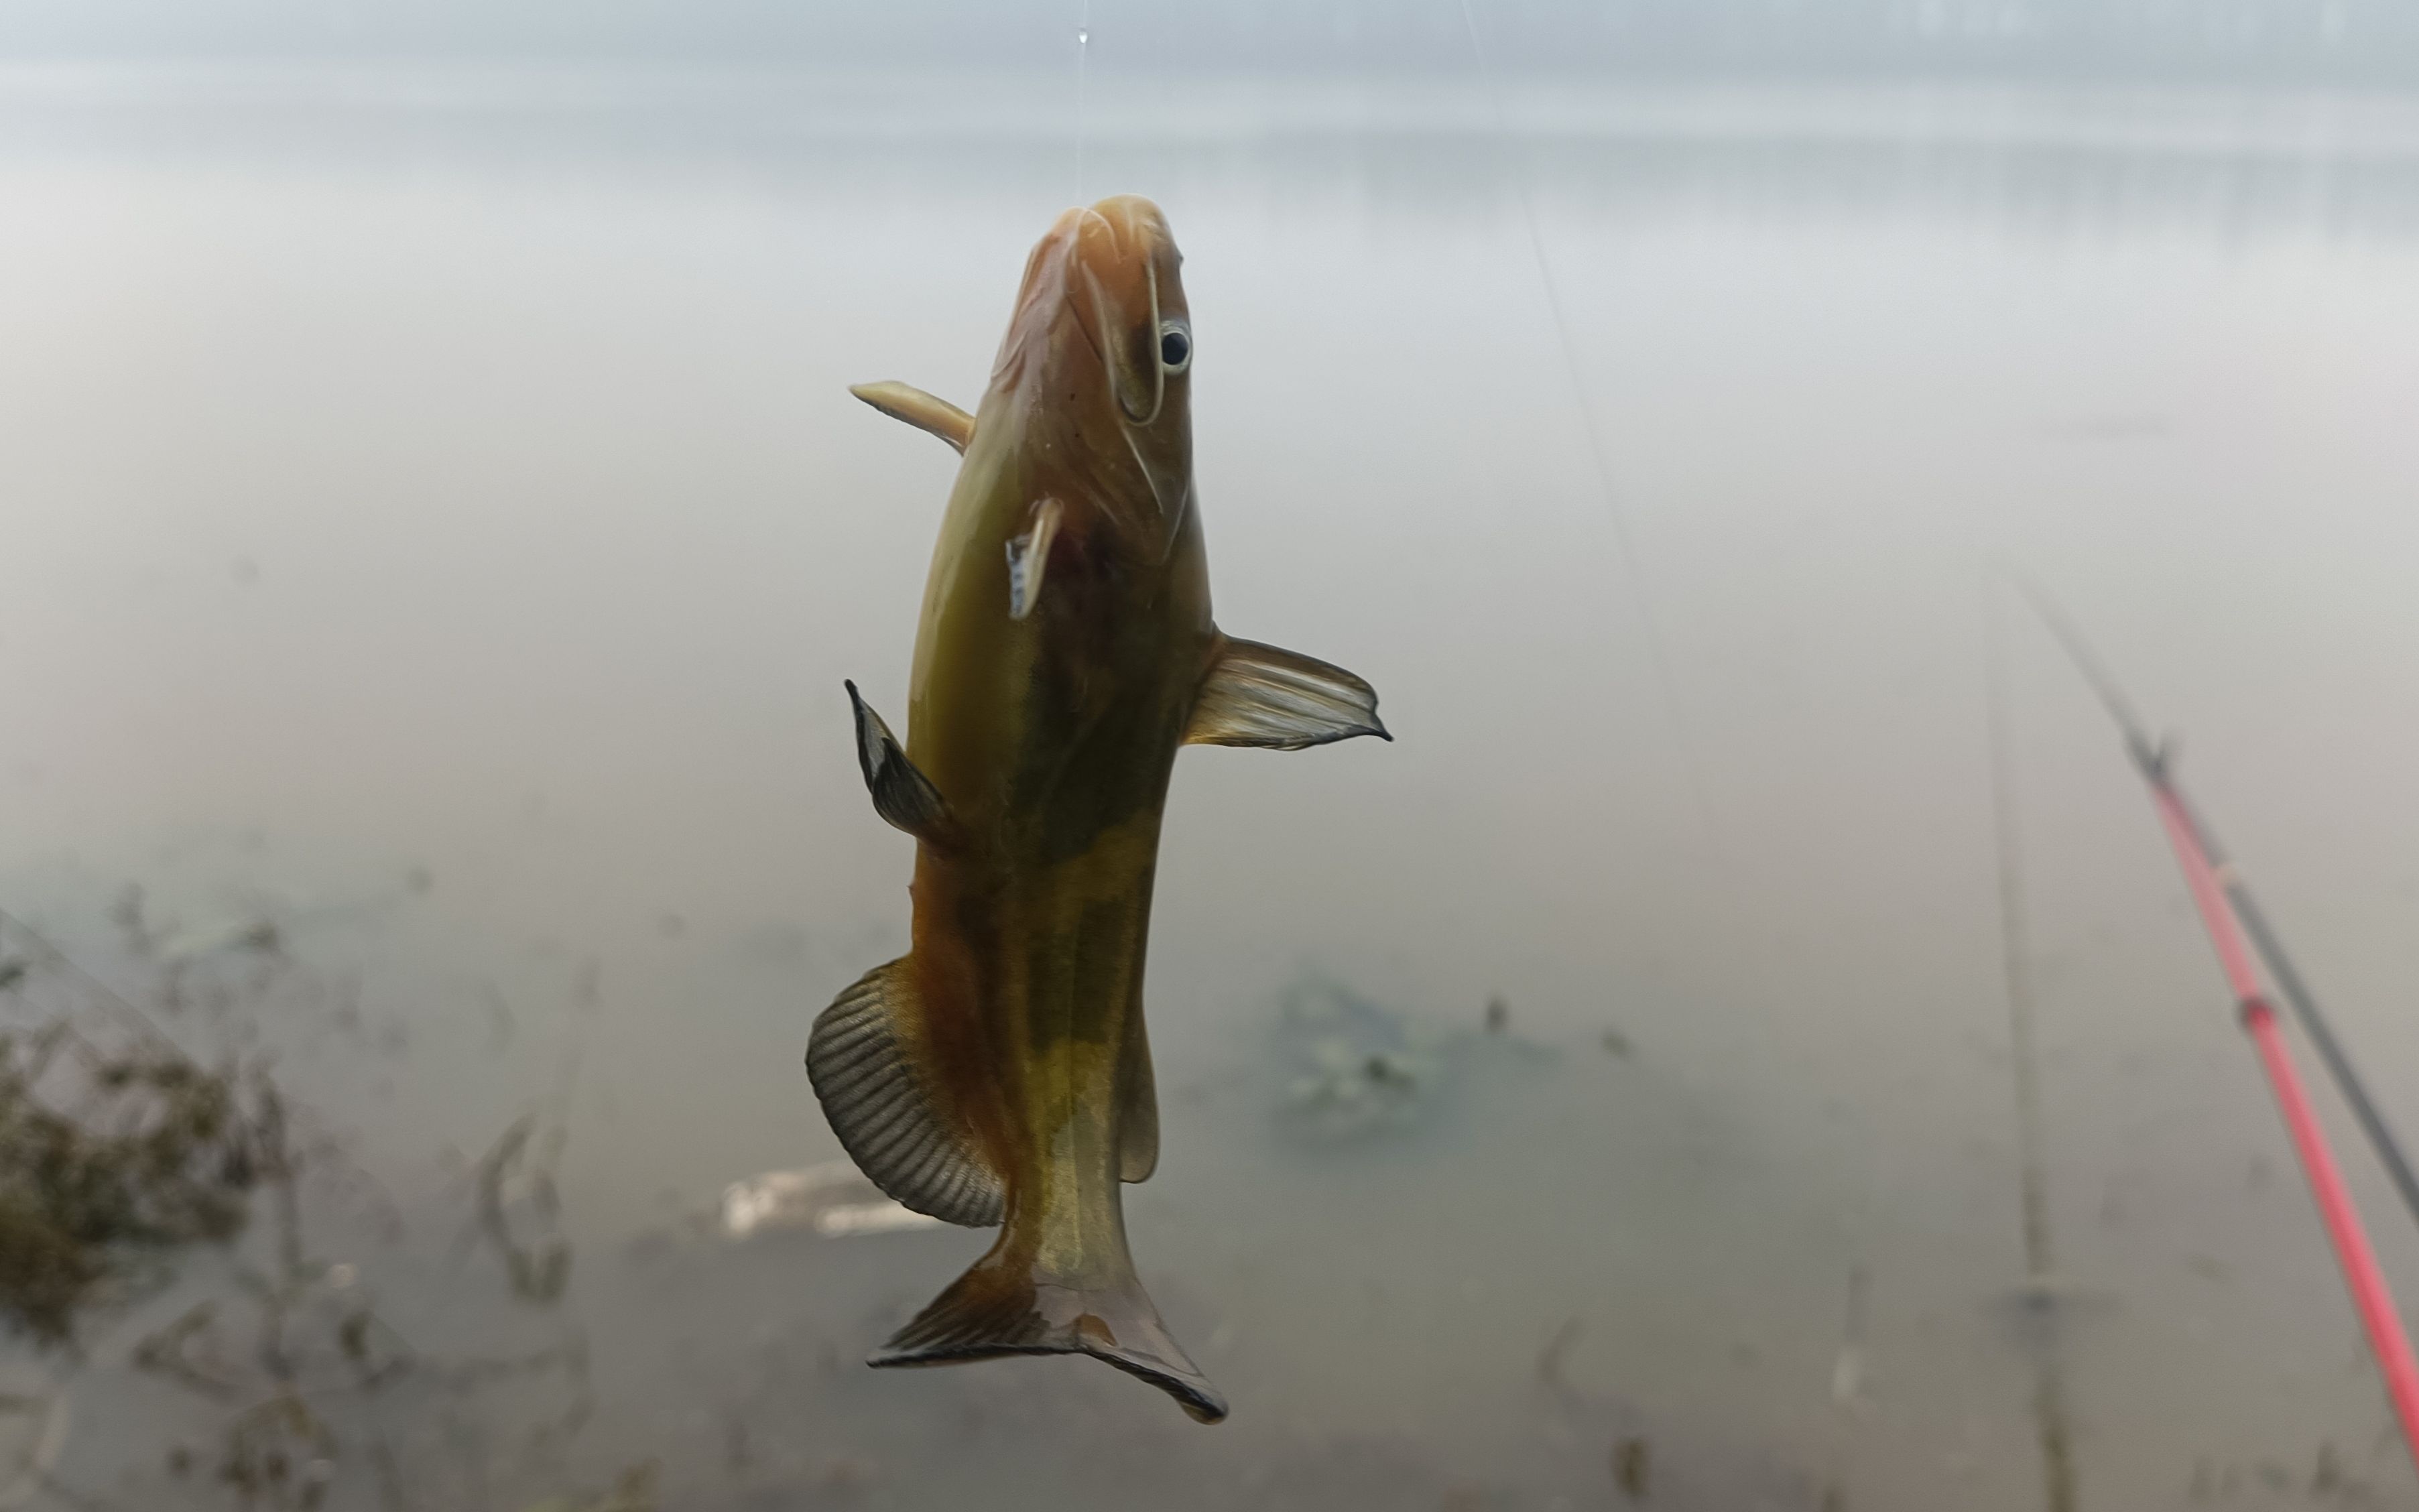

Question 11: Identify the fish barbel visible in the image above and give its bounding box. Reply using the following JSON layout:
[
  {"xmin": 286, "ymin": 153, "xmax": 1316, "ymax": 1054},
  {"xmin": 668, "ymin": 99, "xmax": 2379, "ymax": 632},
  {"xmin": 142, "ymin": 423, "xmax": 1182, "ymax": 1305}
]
[{"xmin": 808, "ymin": 196, "xmax": 1387, "ymax": 1423}]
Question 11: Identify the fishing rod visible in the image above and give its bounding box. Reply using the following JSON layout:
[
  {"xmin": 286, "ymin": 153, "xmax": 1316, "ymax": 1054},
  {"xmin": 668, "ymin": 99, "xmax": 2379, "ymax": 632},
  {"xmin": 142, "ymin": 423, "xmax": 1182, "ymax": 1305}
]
[
  {"xmin": 1983, "ymin": 584, "xmax": 2079, "ymax": 1512},
  {"xmin": 2011, "ymin": 577, "xmax": 2419, "ymax": 1468},
  {"xmin": 2012, "ymin": 578, "xmax": 2419, "ymax": 1233}
]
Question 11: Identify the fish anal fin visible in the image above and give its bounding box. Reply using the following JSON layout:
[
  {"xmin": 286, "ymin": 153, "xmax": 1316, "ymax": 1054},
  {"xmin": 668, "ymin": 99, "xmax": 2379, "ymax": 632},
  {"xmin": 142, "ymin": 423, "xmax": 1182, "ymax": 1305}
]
[
  {"xmin": 845, "ymin": 681, "xmax": 956, "ymax": 843},
  {"xmin": 1119, "ymin": 1013, "xmax": 1159, "ymax": 1184},
  {"xmin": 805, "ymin": 958, "xmax": 1004, "ymax": 1227},
  {"xmin": 849, "ymin": 381, "xmax": 974, "ymax": 453},
  {"xmin": 871, "ymin": 1245, "xmax": 1226, "ymax": 1424},
  {"xmin": 1183, "ymin": 635, "xmax": 1390, "ymax": 751},
  {"xmin": 1005, "ymin": 497, "xmax": 1064, "ymax": 622}
]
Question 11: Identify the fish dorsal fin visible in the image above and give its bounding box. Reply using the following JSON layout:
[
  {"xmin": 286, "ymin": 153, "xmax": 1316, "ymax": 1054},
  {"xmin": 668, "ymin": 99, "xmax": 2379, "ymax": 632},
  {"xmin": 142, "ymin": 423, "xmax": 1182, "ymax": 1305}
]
[
  {"xmin": 1119, "ymin": 1012, "xmax": 1159, "ymax": 1184},
  {"xmin": 1005, "ymin": 497, "xmax": 1064, "ymax": 621},
  {"xmin": 845, "ymin": 681, "xmax": 956, "ymax": 842},
  {"xmin": 806, "ymin": 958, "xmax": 1005, "ymax": 1227},
  {"xmin": 1183, "ymin": 635, "xmax": 1391, "ymax": 750},
  {"xmin": 849, "ymin": 381, "xmax": 975, "ymax": 454}
]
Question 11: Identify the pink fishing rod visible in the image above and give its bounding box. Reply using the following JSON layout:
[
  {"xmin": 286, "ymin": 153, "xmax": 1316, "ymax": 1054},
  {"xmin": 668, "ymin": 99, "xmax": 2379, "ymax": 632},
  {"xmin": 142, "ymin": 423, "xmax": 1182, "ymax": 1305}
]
[
  {"xmin": 2142, "ymin": 777, "xmax": 2419, "ymax": 1464},
  {"xmin": 2015, "ymin": 577, "xmax": 2419, "ymax": 1470}
]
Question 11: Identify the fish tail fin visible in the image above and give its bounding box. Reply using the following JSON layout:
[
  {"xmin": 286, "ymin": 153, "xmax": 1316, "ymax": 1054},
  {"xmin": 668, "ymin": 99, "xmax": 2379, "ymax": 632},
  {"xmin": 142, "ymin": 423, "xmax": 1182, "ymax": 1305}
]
[{"xmin": 871, "ymin": 1237, "xmax": 1228, "ymax": 1423}]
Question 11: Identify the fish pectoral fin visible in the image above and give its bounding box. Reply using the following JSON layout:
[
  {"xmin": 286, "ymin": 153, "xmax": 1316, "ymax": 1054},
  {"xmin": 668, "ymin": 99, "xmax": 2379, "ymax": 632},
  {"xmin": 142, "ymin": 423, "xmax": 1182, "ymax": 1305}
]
[
  {"xmin": 1119, "ymin": 1013, "xmax": 1159, "ymax": 1184},
  {"xmin": 805, "ymin": 957, "xmax": 1004, "ymax": 1227},
  {"xmin": 849, "ymin": 381, "xmax": 975, "ymax": 454},
  {"xmin": 845, "ymin": 681, "xmax": 956, "ymax": 843},
  {"xmin": 1005, "ymin": 497, "xmax": 1064, "ymax": 621},
  {"xmin": 1183, "ymin": 635, "xmax": 1391, "ymax": 750}
]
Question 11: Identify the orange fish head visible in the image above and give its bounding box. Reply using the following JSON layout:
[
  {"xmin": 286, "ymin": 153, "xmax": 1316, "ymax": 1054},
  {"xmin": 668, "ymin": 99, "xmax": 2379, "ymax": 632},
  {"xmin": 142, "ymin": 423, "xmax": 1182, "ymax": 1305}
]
[{"xmin": 999, "ymin": 195, "xmax": 1194, "ymax": 536}]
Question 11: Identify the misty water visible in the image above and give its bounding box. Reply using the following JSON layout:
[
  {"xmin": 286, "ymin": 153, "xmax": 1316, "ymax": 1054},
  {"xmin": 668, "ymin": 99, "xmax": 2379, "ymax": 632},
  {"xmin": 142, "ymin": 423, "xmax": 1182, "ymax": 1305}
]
[{"xmin": 8, "ymin": 58, "xmax": 2419, "ymax": 1511}]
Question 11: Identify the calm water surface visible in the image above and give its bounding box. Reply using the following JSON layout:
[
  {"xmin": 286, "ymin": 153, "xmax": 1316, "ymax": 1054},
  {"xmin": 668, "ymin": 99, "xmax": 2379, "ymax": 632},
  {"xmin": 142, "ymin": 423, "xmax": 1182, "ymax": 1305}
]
[{"xmin": 6, "ymin": 60, "xmax": 2419, "ymax": 1510}]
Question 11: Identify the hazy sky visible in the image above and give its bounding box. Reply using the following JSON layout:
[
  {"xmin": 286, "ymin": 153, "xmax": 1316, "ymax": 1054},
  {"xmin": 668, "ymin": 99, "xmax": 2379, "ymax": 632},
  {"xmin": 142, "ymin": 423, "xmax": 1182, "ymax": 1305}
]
[{"xmin": 5, "ymin": 0, "xmax": 2418, "ymax": 86}]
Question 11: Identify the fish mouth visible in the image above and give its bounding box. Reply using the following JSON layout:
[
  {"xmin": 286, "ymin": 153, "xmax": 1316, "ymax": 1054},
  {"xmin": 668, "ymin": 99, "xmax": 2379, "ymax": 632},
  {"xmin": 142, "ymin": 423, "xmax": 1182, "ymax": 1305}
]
[
  {"xmin": 1025, "ymin": 198, "xmax": 1170, "ymax": 427},
  {"xmin": 1076, "ymin": 202, "xmax": 1165, "ymax": 426}
]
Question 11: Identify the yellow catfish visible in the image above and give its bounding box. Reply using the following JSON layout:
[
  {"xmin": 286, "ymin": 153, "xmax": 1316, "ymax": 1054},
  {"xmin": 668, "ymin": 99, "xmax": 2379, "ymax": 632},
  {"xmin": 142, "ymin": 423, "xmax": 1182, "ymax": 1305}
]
[{"xmin": 807, "ymin": 196, "xmax": 1385, "ymax": 1423}]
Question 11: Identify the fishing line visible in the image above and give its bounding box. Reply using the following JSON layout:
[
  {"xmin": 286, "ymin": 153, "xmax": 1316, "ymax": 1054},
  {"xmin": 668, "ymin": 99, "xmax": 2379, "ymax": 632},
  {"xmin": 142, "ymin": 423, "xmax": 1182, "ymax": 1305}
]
[
  {"xmin": 1986, "ymin": 582, "xmax": 2057, "ymax": 1287},
  {"xmin": 1983, "ymin": 576, "xmax": 2081, "ymax": 1512},
  {"xmin": 1452, "ymin": 1, "xmax": 1729, "ymax": 877},
  {"xmin": 1074, "ymin": 0, "xmax": 1093, "ymax": 203},
  {"xmin": 1444, "ymin": 19, "xmax": 1855, "ymax": 1466}
]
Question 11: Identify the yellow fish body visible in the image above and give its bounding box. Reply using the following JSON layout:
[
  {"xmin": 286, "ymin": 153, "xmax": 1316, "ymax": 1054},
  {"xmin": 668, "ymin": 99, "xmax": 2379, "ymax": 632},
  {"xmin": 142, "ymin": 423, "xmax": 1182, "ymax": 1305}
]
[{"xmin": 810, "ymin": 196, "xmax": 1385, "ymax": 1424}]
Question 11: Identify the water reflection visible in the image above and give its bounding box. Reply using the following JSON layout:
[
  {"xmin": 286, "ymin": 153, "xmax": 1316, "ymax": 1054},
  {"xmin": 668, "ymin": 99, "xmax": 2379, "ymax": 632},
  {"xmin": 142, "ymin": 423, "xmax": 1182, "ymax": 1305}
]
[{"xmin": 4, "ymin": 60, "xmax": 2419, "ymax": 1509}]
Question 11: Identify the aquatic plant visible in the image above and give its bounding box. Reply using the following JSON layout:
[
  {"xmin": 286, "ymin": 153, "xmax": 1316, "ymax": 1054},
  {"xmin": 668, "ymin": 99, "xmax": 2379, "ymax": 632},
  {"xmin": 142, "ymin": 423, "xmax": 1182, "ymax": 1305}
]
[{"xmin": 0, "ymin": 1023, "xmax": 257, "ymax": 1345}]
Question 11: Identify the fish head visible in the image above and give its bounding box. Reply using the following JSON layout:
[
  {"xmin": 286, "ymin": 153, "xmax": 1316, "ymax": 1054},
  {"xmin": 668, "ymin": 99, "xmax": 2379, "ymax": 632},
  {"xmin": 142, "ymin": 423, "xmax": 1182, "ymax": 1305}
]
[{"xmin": 997, "ymin": 195, "xmax": 1194, "ymax": 544}]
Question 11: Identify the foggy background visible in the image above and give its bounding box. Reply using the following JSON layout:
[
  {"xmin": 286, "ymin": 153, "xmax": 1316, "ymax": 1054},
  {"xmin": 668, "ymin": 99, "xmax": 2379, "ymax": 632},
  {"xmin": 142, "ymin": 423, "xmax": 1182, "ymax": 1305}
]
[
  {"xmin": 11, "ymin": 0, "xmax": 2419, "ymax": 85},
  {"xmin": 5, "ymin": 3, "xmax": 2419, "ymax": 1509}
]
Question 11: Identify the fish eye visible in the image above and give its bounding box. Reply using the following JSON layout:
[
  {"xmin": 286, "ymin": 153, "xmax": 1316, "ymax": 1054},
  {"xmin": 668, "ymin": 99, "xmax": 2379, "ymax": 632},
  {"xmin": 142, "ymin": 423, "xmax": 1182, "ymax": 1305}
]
[{"xmin": 1158, "ymin": 320, "xmax": 1191, "ymax": 373}]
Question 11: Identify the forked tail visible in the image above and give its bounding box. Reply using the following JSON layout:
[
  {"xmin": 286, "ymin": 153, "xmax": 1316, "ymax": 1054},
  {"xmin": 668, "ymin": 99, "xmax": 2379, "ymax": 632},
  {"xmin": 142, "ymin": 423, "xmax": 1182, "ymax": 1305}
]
[{"xmin": 871, "ymin": 1240, "xmax": 1228, "ymax": 1423}]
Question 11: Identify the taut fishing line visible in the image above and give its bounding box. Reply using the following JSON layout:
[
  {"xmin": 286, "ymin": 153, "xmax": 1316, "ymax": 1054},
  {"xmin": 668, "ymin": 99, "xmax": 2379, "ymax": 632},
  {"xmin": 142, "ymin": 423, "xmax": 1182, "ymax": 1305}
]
[
  {"xmin": 1074, "ymin": 0, "xmax": 1092, "ymax": 203},
  {"xmin": 1452, "ymin": 0, "xmax": 1782, "ymax": 1034},
  {"xmin": 1452, "ymin": 0, "xmax": 1705, "ymax": 818}
]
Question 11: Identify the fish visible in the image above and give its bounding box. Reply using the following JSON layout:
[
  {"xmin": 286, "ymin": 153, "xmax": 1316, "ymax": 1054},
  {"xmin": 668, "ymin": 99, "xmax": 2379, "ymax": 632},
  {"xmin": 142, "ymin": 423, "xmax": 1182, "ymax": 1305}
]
[{"xmin": 807, "ymin": 194, "xmax": 1387, "ymax": 1424}]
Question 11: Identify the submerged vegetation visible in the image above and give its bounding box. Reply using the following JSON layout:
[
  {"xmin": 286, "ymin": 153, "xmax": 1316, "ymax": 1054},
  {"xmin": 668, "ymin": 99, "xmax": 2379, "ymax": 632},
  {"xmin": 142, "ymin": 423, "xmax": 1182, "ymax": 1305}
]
[
  {"xmin": 0, "ymin": 889, "xmax": 1818, "ymax": 1508},
  {"xmin": 0, "ymin": 890, "xmax": 2368, "ymax": 1508},
  {"xmin": 0, "ymin": 1025, "xmax": 255, "ymax": 1346},
  {"xmin": 0, "ymin": 904, "xmax": 629, "ymax": 1510},
  {"xmin": 1274, "ymin": 974, "xmax": 1559, "ymax": 1144}
]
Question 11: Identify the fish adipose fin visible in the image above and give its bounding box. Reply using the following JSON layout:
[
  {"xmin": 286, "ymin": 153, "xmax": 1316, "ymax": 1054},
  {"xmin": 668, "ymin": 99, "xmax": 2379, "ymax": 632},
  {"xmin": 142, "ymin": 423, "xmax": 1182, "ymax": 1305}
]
[
  {"xmin": 1183, "ymin": 635, "xmax": 1390, "ymax": 750},
  {"xmin": 871, "ymin": 1248, "xmax": 1227, "ymax": 1424},
  {"xmin": 806, "ymin": 958, "xmax": 1005, "ymax": 1226},
  {"xmin": 845, "ymin": 681, "xmax": 956, "ymax": 842},
  {"xmin": 848, "ymin": 381, "xmax": 974, "ymax": 453},
  {"xmin": 1119, "ymin": 1013, "xmax": 1159, "ymax": 1183},
  {"xmin": 1005, "ymin": 497, "xmax": 1062, "ymax": 621}
]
